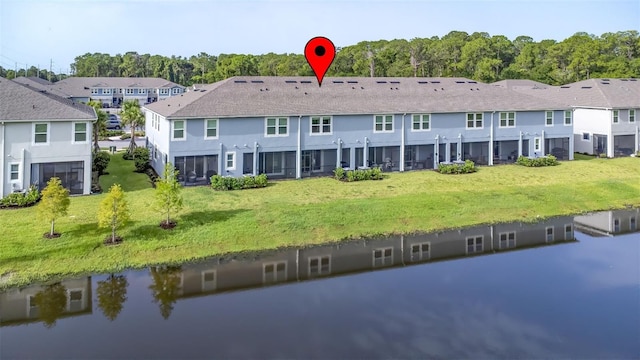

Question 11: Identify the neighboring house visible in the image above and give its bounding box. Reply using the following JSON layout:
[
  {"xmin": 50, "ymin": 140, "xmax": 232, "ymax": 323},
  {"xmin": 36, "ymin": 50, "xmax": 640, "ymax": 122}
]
[
  {"xmin": 0, "ymin": 77, "xmax": 96, "ymax": 197},
  {"xmin": 574, "ymin": 208, "xmax": 640, "ymax": 237},
  {"xmin": 173, "ymin": 216, "xmax": 576, "ymax": 298},
  {"xmin": 143, "ymin": 76, "xmax": 573, "ymax": 182},
  {"xmin": 0, "ymin": 277, "xmax": 92, "ymax": 326},
  {"xmin": 15, "ymin": 77, "xmax": 186, "ymax": 107},
  {"xmin": 505, "ymin": 78, "xmax": 640, "ymax": 157}
]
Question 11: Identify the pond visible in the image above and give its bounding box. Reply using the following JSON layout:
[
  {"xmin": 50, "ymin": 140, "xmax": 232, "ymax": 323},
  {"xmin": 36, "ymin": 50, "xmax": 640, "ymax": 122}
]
[{"xmin": 1, "ymin": 209, "xmax": 639, "ymax": 359}]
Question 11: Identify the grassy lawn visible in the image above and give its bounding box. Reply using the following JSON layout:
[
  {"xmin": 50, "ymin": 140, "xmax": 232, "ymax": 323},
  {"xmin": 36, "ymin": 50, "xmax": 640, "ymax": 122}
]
[
  {"xmin": 574, "ymin": 153, "xmax": 597, "ymax": 161},
  {"xmin": 99, "ymin": 152, "xmax": 153, "ymax": 192},
  {"xmin": 2, "ymin": 157, "xmax": 640, "ymax": 289}
]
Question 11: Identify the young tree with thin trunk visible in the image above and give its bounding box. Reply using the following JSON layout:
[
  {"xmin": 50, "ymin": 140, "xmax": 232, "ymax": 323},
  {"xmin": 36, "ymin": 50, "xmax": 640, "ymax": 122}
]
[
  {"xmin": 120, "ymin": 100, "xmax": 145, "ymax": 156},
  {"xmin": 154, "ymin": 163, "xmax": 183, "ymax": 228},
  {"xmin": 88, "ymin": 100, "xmax": 107, "ymax": 153},
  {"xmin": 98, "ymin": 184, "xmax": 130, "ymax": 244},
  {"xmin": 38, "ymin": 177, "xmax": 70, "ymax": 238}
]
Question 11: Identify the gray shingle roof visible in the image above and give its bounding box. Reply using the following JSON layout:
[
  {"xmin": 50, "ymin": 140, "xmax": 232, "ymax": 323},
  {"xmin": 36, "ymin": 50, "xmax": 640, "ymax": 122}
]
[
  {"xmin": 50, "ymin": 77, "xmax": 185, "ymax": 98},
  {"xmin": 509, "ymin": 78, "xmax": 640, "ymax": 108},
  {"xmin": 12, "ymin": 76, "xmax": 72, "ymax": 98},
  {"xmin": 0, "ymin": 77, "xmax": 97, "ymax": 121},
  {"xmin": 491, "ymin": 79, "xmax": 550, "ymax": 89},
  {"xmin": 144, "ymin": 76, "xmax": 570, "ymax": 118}
]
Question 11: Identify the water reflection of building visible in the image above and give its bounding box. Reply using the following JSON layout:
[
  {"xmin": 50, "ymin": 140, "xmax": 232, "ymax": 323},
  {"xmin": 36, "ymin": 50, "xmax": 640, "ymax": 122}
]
[
  {"xmin": 574, "ymin": 208, "xmax": 640, "ymax": 237},
  {"xmin": 176, "ymin": 216, "xmax": 576, "ymax": 299},
  {"xmin": 0, "ymin": 277, "xmax": 92, "ymax": 327}
]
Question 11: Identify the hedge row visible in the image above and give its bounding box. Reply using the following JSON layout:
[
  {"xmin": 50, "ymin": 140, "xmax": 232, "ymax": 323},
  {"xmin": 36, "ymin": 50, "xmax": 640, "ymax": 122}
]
[
  {"xmin": 437, "ymin": 160, "xmax": 477, "ymax": 174},
  {"xmin": 516, "ymin": 155, "xmax": 559, "ymax": 167},
  {"xmin": 211, "ymin": 174, "xmax": 268, "ymax": 190},
  {"xmin": 333, "ymin": 167, "xmax": 384, "ymax": 182}
]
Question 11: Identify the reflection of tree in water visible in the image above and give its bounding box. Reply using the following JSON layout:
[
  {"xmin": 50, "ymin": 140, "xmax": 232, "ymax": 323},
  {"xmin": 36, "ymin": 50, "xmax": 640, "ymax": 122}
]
[
  {"xmin": 97, "ymin": 274, "xmax": 128, "ymax": 321},
  {"xmin": 149, "ymin": 266, "xmax": 182, "ymax": 320},
  {"xmin": 33, "ymin": 283, "xmax": 67, "ymax": 328}
]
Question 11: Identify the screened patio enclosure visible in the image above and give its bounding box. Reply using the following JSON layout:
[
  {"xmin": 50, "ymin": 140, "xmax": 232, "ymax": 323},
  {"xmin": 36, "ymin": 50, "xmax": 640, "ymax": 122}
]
[{"xmin": 174, "ymin": 155, "xmax": 218, "ymax": 185}]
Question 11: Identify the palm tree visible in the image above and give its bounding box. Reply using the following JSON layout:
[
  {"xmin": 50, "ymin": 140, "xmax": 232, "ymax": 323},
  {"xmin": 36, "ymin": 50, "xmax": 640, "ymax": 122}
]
[
  {"xmin": 120, "ymin": 100, "xmax": 145, "ymax": 155},
  {"xmin": 87, "ymin": 100, "xmax": 107, "ymax": 153}
]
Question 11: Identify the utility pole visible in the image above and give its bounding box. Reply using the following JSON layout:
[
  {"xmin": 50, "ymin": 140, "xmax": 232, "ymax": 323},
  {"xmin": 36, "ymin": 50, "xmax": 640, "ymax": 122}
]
[
  {"xmin": 49, "ymin": 59, "xmax": 53, "ymax": 82},
  {"xmin": 37, "ymin": 64, "xmax": 40, "ymax": 78}
]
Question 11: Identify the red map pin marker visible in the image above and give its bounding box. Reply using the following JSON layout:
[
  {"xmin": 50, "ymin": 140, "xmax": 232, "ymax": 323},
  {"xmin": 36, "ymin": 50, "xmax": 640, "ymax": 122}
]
[{"xmin": 304, "ymin": 36, "xmax": 336, "ymax": 87}]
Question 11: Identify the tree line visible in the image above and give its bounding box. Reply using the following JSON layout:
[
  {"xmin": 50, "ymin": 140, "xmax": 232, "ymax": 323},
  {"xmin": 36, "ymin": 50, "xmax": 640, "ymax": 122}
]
[{"xmin": 1, "ymin": 30, "xmax": 638, "ymax": 85}]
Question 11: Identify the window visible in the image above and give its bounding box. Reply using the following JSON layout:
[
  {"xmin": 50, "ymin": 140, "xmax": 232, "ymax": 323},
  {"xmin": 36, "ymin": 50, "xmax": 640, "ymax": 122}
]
[
  {"xmin": 172, "ymin": 120, "xmax": 185, "ymax": 140},
  {"xmin": 90, "ymin": 88, "xmax": 98, "ymax": 95},
  {"xmin": 9, "ymin": 163, "xmax": 19, "ymax": 182},
  {"xmin": 160, "ymin": 88, "xmax": 169, "ymax": 95},
  {"xmin": 33, "ymin": 123, "xmax": 49, "ymax": 144},
  {"xmin": 225, "ymin": 152, "xmax": 235, "ymax": 170},
  {"xmin": 103, "ymin": 88, "xmax": 111, "ymax": 95},
  {"xmin": 125, "ymin": 88, "xmax": 134, "ymax": 95},
  {"xmin": 374, "ymin": 115, "xmax": 393, "ymax": 132},
  {"xmin": 582, "ymin": 132, "xmax": 590, "ymax": 141},
  {"xmin": 372, "ymin": 247, "xmax": 393, "ymax": 267},
  {"xmin": 466, "ymin": 236, "xmax": 483, "ymax": 254},
  {"xmin": 310, "ymin": 116, "xmax": 332, "ymax": 135},
  {"xmin": 205, "ymin": 119, "xmax": 218, "ymax": 139},
  {"xmin": 309, "ymin": 255, "xmax": 331, "ymax": 276},
  {"xmin": 564, "ymin": 224, "xmax": 573, "ymax": 240},
  {"xmin": 564, "ymin": 110, "xmax": 572, "ymax": 125},
  {"xmin": 630, "ymin": 109, "xmax": 636, "ymax": 123},
  {"xmin": 613, "ymin": 218, "xmax": 620, "ymax": 232},
  {"xmin": 172, "ymin": 88, "xmax": 181, "ymax": 94},
  {"xmin": 201, "ymin": 270, "xmax": 216, "ymax": 291},
  {"xmin": 139, "ymin": 88, "xmax": 147, "ymax": 94},
  {"xmin": 410, "ymin": 242, "xmax": 430, "ymax": 262},
  {"xmin": 545, "ymin": 226, "xmax": 554, "ymax": 242},
  {"xmin": 466, "ymin": 113, "xmax": 483, "ymax": 129},
  {"xmin": 263, "ymin": 261, "xmax": 287, "ymax": 283},
  {"xmin": 412, "ymin": 114, "xmax": 430, "ymax": 131},
  {"xmin": 499, "ymin": 232, "xmax": 516, "ymax": 249},
  {"xmin": 266, "ymin": 117, "xmax": 288, "ymax": 136},
  {"xmin": 630, "ymin": 217, "xmax": 637, "ymax": 231},
  {"xmin": 499, "ymin": 112, "xmax": 516, "ymax": 128},
  {"xmin": 534, "ymin": 137, "xmax": 541, "ymax": 152},
  {"xmin": 612, "ymin": 110, "xmax": 619, "ymax": 123},
  {"xmin": 545, "ymin": 111, "xmax": 554, "ymax": 126},
  {"xmin": 68, "ymin": 289, "xmax": 84, "ymax": 311},
  {"xmin": 73, "ymin": 122, "xmax": 87, "ymax": 143}
]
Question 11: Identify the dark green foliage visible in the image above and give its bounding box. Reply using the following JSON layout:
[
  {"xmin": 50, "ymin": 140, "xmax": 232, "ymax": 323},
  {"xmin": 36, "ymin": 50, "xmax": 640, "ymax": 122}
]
[
  {"xmin": 437, "ymin": 160, "xmax": 478, "ymax": 174},
  {"xmin": 33, "ymin": 283, "xmax": 67, "ymax": 328},
  {"xmin": 97, "ymin": 274, "xmax": 128, "ymax": 321},
  {"xmin": 132, "ymin": 147, "xmax": 150, "ymax": 172},
  {"xmin": 516, "ymin": 155, "xmax": 559, "ymax": 167},
  {"xmin": 92, "ymin": 151, "xmax": 111, "ymax": 175},
  {"xmin": 210, "ymin": 174, "xmax": 268, "ymax": 191},
  {"xmin": 0, "ymin": 185, "xmax": 40, "ymax": 208},
  {"xmin": 334, "ymin": 167, "xmax": 384, "ymax": 182}
]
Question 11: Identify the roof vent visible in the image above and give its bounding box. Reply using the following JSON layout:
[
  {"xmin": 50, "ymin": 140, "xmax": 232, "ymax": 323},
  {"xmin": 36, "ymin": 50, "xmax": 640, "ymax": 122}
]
[
  {"xmin": 390, "ymin": 81, "xmax": 400, "ymax": 84},
  {"xmin": 630, "ymin": 79, "xmax": 637, "ymax": 81},
  {"xmin": 251, "ymin": 80, "xmax": 264, "ymax": 83},
  {"xmin": 332, "ymin": 80, "xmax": 344, "ymax": 83},
  {"xmin": 455, "ymin": 81, "xmax": 465, "ymax": 84},
  {"xmin": 621, "ymin": 79, "xmax": 629, "ymax": 81},
  {"xmin": 468, "ymin": 81, "xmax": 477, "ymax": 84},
  {"xmin": 418, "ymin": 81, "xmax": 428, "ymax": 84},
  {"xmin": 347, "ymin": 80, "xmax": 358, "ymax": 84},
  {"xmin": 560, "ymin": 86, "xmax": 570, "ymax": 88},
  {"xmin": 376, "ymin": 81, "xmax": 387, "ymax": 84},
  {"xmin": 234, "ymin": 80, "xmax": 247, "ymax": 83},
  {"xmin": 300, "ymin": 80, "xmax": 312, "ymax": 84},
  {"xmin": 431, "ymin": 81, "xmax": 441, "ymax": 84},
  {"xmin": 581, "ymin": 86, "xmax": 592, "ymax": 89},
  {"xmin": 601, "ymin": 82, "xmax": 610, "ymax": 85},
  {"xmin": 285, "ymin": 80, "xmax": 297, "ymax": 83}
]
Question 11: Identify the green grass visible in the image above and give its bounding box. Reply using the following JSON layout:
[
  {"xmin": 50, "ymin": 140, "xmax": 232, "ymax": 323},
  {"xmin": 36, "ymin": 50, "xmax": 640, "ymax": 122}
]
[
  {"xmin": 574, "ymin": 153, "xmax": 597, "ymax": 161},
  {"xmin": 99, "ymin": 152, "xmax": 153, "ymax": 192},
  {"xmin": 2, "ymin": 157, "xmax": 640, "ymax": 289}
]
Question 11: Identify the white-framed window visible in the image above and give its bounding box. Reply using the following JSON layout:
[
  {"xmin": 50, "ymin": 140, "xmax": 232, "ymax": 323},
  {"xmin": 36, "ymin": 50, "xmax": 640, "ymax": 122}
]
[
  {"xmin": 409, "ymin": 242, "xmax": 430, "ymax": 262},
  {"xmin": 613, "ymin": 110, "xmax": 619, "ymax": 123},
  {"xmin": 545, "ymin": 111, "xmax": 554, "ymax": 126},
  {"xmin": 630, "ymin": 109, "xmax": 636, "ymax": 123},
  {"xmin": 545, "ymin": 226, "xmax": 554, "ymax": 242},
  {"xmin": 160, "ymin": 88, "xmax": 169, "ymax": 95},
  {"xmin": 372, "ymin": 247, "xmax": 393, "ymax": 267},
  {"xmin": 613, "ymin": 218, "xmax": 620, "ymax": 232},
  {"xmin": 205, "ymin": 119, "xmax": 218, "ymax": 139},
  {"xmin": 265, "ymin": 117, "xmax": 288, "ymax": 136},
  {"xmin": 33, "ymin": 122, "xmax": 49, "ymax": 145},
  {"xmin": 67, "ymin": 289, "xmax": 84, "ymax": 311},
  {"xmin": 499, "ymin": 112, "xmax": 516, "ymax": 128},
  {"xmin": 310, "ymin": 116, "xmax": 332, "ymax": 135},
  {"xmin": 466, "ymin": 113, "xmax": 483, "ymax": 129},
  {"xmin": 411, "ymin": 114, "xmax": 430, "ymax": 131},
  {"xmin": 125, "ymin": 88, "xmax": 134, "ymax": 95},
  {"xmin": 73, "ymin": 122, "xmax": 88, "ymax": 143},
  {"xmin": 534, "ymin": 137, "xmax": 541, "ymax": 152},
  {"xmin": 263, "ymin": 261, "xmax": 287, "ymax": 284},
  {"xmin": 630, "ymin": 216, "xmax": 637, "ymax": 231},
  {"xmin": 9, "ymin": 163, "xmax": 20, "ymax": 183},
  {"xmin": 374, "ymin": 115, "xmax": 394, "ymax": 133},
  {"xmin": 90, "ymin": 88, "xmax": 98, "ymax": 95},
  {"xmin": 172, "ymin": 88, "xmax": 180, "ymax": 94},
  {"xmin": 201, "ymin": 270, "xmax": 216, "ymax": 291},
  {"xmin": 564, "ymin": 224, "xmax": 573, "ymax": 240},
  {"xmin": 308, "ymin": 255, "xmax": 331, "ymax": 276},
  {"xmin": 153, "ymin": 144, "xmax": 159, "ymax": 160},
  {"xmin": 582, "ymin": 132, "xmax": 590, "ymax": 141},
  {"xmin": 103, "ymin": 88, "xmax": 111, "ymax": 95},
  {"xmin": 499, "ymin": 232, "xmax": 516, "ymax": 249},
  {"xmin": 466, "ymin": 235, "xmax": 483, "ymax": 254},
  {"xmin": 564, "ymin": 110, "xmax": 572, "ymax": 125},
  {"xmin": 171, "ymin": 120, "xmax": 185, "ymax": 140},
  {"xmin": 225, "ymin": 151, "xmax": 235, "ymax": 170},
  {"xmin": 139, "ymin": 88, "xmax": 147, "ymax": 94}
]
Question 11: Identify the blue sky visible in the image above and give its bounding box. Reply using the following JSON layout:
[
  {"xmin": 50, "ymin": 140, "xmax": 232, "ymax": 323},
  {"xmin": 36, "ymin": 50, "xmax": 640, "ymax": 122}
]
[{"xmin": 1, "ymin": 0, "xmax": 638, "ymax": 73}]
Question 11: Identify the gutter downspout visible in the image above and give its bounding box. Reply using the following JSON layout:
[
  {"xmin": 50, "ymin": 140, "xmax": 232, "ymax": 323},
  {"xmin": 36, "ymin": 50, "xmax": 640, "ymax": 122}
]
[
  {"xmin": 434, "ymin": 135, "xmax": 439, "ymax": 169},
  {"xmin": 21, "ymin": 148, "xmax": 25, "ymax": 191},
  {"xmin": 337, "ymin": 138, "xmax": 342, "ymax": 168},
  {"xmin": 457, "ymin": 133, "xmax": 462, "ymax": 161},
  {"xmin": 541, "ymin": 130, "xmax": 546, "ymax": 156},
  {"xmin": 607, "ymin": 111, "xmax": 614, "ymax": 158},
  {"xmin": 400, "ymin": 113, "xmax": 406, "ymax": 171},
  {"xmin": 518, "ymin": 131, "xmax": 523, "ymax": 157},
  {"xmin": 636, "ymin": 126, "xmax": 639, "ymax": 154},
  {"xmin": 296, "ymin": 116, "xmax": 301, "ymax": 179},
  {"xmin": 253, "ymin": 141, "xmax": 259, "ymax": 176},
  {"xmin": 489, "ymin": 111, "xmax": 494, "ymax": 166},
  {"xmin": 219, "ymin": 143, "xmax": 224, "ymax": 175},
  {"xmin": 363, "ymin": 137, "xmax": 369, "ymax": 168},
  {"xmin": 0, "ymin": 122, "xmax": 4, "ymax": 197}
]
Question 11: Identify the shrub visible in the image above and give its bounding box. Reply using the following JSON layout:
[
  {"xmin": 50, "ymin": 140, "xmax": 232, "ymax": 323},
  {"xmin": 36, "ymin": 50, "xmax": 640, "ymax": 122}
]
[
  {"xmin": 92, "ymin": 151, "xmax": 111, "ymax": 175},
  {"xmin": 0, "ymin": 185, "xmax": 41, "ymax": 208},
  {"xmin": 119, "ymin": 131, "xmax": 145, "ymax": 140},
  {"xmin": 132, "ymin": 147, "xmax": 150, "ymax": 172},
  {"xmin": 211, "ymin": 174, "xmax": 269, "ymax": 191},
  {"xmin": 334, "ymin": 167, "xmax": 384, "ymax": 182},
  {"xmin": 516, "ymin": 155, "xmax": 559, "ymax": 167},
  {"xmin": 437, "ymin": 160, "xmax": 477, "ymax": 174}
]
